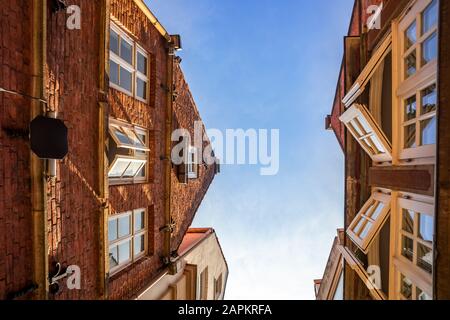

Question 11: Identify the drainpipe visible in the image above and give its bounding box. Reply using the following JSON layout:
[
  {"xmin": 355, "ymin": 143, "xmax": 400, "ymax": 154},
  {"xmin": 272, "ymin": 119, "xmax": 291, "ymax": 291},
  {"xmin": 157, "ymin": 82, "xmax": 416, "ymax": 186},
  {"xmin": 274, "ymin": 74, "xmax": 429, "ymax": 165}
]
[
  {"xmin": 31, "ymin": 0, "xmax": 49, "ymax": 300},
  {"xmin": 97, "ymin": 0, "xmax": 110, "ymax": 299},
  {"xmin": 163, "ymin": 39, "xmax": 175, "ymax": 263}
]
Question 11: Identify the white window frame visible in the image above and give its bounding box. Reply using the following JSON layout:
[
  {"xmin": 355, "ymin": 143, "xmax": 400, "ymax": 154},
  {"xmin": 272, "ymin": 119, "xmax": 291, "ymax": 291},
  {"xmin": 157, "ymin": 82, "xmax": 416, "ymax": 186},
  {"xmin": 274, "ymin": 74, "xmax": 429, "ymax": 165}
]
[
  {"xmin": 347, "ymin": 190, "xmax": 392, "ymax": 253},
  {"xmin": 109, "ymin": 22, "xmax": 150, "ymax": 103},
  {"xmin": 340, "ymin": 104, "xmax": 393, "ymax": 165},
  {"xmin": 389, "ymin": 192, "xmax": 434, "ymax": 300},
  {"xmin": 135, "ymin": 45, "xmax": 149, "ymax": 103},
  {"xmin": 108, "ymin": 209, "xmax": 148, "ymax": 275},
  {"xmin": 108, "ymin": 118, "xmax": 150, "ymax": 185},
  {"xmin": 187, "ymin": 146, "xmax": 198, "ymax": 179},
  {"xmin": 393, "ymin": 0, "xmax": 438, "ymax": 164}
]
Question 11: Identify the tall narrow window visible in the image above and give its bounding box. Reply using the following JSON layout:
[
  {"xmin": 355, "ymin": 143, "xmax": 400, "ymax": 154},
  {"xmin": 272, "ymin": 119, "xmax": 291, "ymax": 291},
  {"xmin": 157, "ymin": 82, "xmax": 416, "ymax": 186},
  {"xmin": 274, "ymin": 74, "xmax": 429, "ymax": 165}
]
[
  {"xmin": 199, "ymin": 268, "xmax": 208, "ymax": 300},
  {"xmin": 396, "ymin": 0, "xmax": 438, "ymax": 161},
  {"xmin": 393, "ymin": 196, "xmax": 434, "ymax": 300}
]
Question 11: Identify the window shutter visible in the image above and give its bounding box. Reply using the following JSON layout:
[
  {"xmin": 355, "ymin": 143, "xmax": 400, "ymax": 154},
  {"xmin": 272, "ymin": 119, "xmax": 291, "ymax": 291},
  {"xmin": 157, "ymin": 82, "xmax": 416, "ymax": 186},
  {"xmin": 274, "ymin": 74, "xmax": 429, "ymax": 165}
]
[
  {"xmin": 339, "ymin": 103, "xmax": 392, "ymax": 164},
  {"xmin": 347, "ymin": 192, "xmax": 391, "ymax": 254}
]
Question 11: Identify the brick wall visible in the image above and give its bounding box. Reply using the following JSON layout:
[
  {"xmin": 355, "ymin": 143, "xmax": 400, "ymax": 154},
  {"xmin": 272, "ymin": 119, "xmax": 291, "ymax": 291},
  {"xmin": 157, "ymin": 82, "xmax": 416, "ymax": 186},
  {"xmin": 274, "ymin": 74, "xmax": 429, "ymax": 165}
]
[
  {"xmin": 45, "ymin": 0, "xmax": 104, "ymax": 299},
  {"xmin": 170, "ymin": 64, "xmax": 217, "ymax": 251},
  {"xmin": 107, "ymin": 0, "xmax": 168, "ymax": 300},
  {"xmin": 0, "ymin": 0, "xmax": 34, "ymax": 300}
]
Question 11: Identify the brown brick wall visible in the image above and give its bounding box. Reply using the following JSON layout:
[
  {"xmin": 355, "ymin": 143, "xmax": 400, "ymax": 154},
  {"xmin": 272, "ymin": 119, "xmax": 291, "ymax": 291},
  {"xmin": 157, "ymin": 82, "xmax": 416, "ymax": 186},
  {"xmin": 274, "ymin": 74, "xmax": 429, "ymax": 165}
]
[
  {"xmin": 45, "ymin": 0, "xmax": 104, "ymax": 299},
  {"xmin": 107, "ymin": 0, "xmax": 168, "ymax": 300},
  {"xmin": 1, "ymin": 0, "xmax": 215, "ymax": 301},
  {"xmin": 170, "ymin": 64, "xmax": 217, "ymax": 251},
  {"xmin": 0, "ymin": 0, "xmax": 35, "ymax": 300}
]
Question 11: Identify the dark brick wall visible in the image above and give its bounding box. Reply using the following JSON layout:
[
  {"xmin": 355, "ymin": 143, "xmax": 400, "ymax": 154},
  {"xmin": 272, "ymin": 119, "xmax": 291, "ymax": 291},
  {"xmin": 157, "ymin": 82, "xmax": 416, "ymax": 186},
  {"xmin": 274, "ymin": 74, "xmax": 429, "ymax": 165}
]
[{"xmin": 0, "ymin": 1, "xmax": 34, "ymax": 300}]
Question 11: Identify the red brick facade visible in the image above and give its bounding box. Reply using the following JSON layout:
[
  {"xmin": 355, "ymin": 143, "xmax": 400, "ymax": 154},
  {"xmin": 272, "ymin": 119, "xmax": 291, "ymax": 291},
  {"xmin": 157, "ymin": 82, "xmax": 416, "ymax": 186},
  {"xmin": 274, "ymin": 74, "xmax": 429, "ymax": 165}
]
[{"xmin": 0, "ymin": 0, "xmax": 216, "ymax": 300}]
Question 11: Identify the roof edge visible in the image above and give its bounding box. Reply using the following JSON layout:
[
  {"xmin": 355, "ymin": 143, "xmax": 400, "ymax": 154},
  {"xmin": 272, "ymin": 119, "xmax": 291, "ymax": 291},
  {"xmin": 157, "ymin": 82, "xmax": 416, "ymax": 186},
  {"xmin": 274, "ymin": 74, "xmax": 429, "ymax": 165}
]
[{"xmin": 133, "ymin": 0, "xmax": 171, "ymax": 42}]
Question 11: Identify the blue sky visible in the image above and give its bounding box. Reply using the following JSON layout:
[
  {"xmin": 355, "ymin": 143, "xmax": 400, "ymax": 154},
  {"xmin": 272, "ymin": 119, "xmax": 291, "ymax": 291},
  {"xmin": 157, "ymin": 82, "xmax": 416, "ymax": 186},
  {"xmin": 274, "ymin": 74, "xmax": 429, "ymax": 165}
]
[{"xmin": 148, "ymin": 0, "xmax": 354, "ymax": 300}]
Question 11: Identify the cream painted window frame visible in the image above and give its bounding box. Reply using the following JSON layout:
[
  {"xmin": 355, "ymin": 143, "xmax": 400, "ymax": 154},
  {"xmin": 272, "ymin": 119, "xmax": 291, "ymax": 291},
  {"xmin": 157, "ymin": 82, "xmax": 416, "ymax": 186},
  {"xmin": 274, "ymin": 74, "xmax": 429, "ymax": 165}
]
[
  {"xmin": 389, "ymin": 192, "xmax": 434, "ymax": 299},
  {"xmin": 342, "ymin": 34, "xmax": 392, "ymax": 108},
  {"xmin": 187, "ymin": 146, "xmax": 198, "ymax": 179},
  {"xmin": 135, "ymin": 45, "xmax": 149, "ymax": 103},
  {"xmin": 392, "ymin": 0, "xmax": 438, "ymax": 164},
  {"xmin": 108, "ymin": 209, "xmax": 148, "ymax": 275},
  {"xmin": 347, "ymin": 191, "xmax": 391, "ymax": 254},
  {"xmin": 340, "ymin": 104, "xmax": 393, "ymax": 165},
  {"xmin": 109, "ymin": 22, "xmax": 150, "ymax": 103}
]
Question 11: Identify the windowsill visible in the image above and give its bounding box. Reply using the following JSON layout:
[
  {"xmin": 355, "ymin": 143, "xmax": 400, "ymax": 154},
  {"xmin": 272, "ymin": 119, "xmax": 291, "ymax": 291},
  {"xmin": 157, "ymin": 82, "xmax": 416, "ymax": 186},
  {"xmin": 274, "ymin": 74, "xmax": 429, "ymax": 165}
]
[
  {"xmin": 109, "ymin": 84, "xmax": 150, "ymax": 105},
  {"xmin": 109, "ymin": 254, "xmax": 149, "ymax": 279},
  {"xmin": 109, "ymin": 178, "xmax": 151, "ymax": 187}
]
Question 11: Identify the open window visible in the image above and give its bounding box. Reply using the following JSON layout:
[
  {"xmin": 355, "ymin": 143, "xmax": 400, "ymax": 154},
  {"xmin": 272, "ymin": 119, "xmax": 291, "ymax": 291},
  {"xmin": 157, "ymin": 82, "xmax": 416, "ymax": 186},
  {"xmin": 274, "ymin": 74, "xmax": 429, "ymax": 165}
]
[
  {"xmin": 342, "ymin": 34, "xmax": 392, "ymax": 108},
  {"xmin": 347, "ymin": 191, "xmax": 391, "ymax": 254},
  {"xmin": 108, "ymin": 118, "xmax": 150, "ymax": 185},
  {"xmin": 340, "ymin": 104, "xmax": 392, "ymax": 164},
  {"xmin": 176, "ymin": 144, "xmax": 199, "ymax": 184}
]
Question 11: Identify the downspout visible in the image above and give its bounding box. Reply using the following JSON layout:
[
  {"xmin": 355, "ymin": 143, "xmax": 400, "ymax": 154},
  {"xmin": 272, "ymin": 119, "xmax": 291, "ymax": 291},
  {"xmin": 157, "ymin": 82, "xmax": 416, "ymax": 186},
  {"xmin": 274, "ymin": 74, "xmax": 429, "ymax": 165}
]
[
  {"xmin": 31, "ymin": 0, "xmax": 49, "ymax": 300},
  {"xmin": 98, "ymin": 0, "xmax": 111, "ymax": 299},
  {"xmin": 163, "ymin": 39, "xmax": 175, "ymax": 263}
]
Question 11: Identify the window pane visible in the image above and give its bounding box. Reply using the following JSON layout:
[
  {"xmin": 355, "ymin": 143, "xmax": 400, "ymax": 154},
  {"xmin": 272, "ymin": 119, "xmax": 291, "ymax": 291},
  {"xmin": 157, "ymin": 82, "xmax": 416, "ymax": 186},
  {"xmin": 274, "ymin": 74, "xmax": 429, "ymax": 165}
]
[
  {"xmin": 110, "ymin": 29, "xmax": 119, "ymax": 55},
  {"xmin": 369, "ymin": 136, "xmax": 385, "ymax": 154},
  {"xmin": 349, "ymin": 120, "xmax": 364, "ymax": 137},
  {"xmin": 422, "ymin": 32, "xmax": 437, "ymax": 65},
  {"xmin": 109, "ymin": 60, "xmax": 119, "ymax": 85},
  {"xmin": 405, "ymin": 96, "xmax": 417, "ymax": 121},
  {"xmin": 353, "ymin": 217, "xmax": 365, "ymax": 235},
  {"xmin": 404, "ymin": 124, "xmax": 417, "ymax": 149},
  {"xmin": 422, "ymin": 0, "xmax": 438, "ymax": 35},
  {"xmin": 123, "ymin": 161, "xmax": 144, "ymax": 178},
  {"xmin": 418, "ymin": 213, "xmax": 434, "ymax": 243},
  {"xmin": 112, "ymin": 127, "xmax": 132, "ymax": 145},
  {"xmin": 120, "ymin": 39, "xmax": 133, "ymax": 65},
  {"xmin": 402, "ymin": 209, "xmax": 414, "ymax": 234},
  {"xmin": 370, "ymin": 202, "xmax": 384, "ymax": 220},
  {"xmin": 134, "ymin": 210, "xmax": 145, "ymax": 232},
  {"xmin": 118, "ymin": 215, "xmax": 131, "ymax": 238},
  {"xmin": 119, "ymin": 67, "xmax": 132, "ymax": 92},
  {"xmin": 136, "ymin": 77, "xmax": 147, "ymax": 100},
  {"xmin": 109, "ymin": 246, "xmax": 119, "ymax": 269},
  {"xmin": 109, "ymin": 159, "xmax": 130, "ymax": 178},
  {"xmin": 137, "ymin": 52, "xmax": 148, "ymax": 75},
  {"xmin": 405, "ymin": 22, "xmax": 417, "ymax": 51},
  {"xmin": 405, "ymin": 51, "xmax": 417, "ymax": 78},
  {"xmin": 122, "ymin": 128, "xmax": 145, "ymax": 149},
  {"xmin": 417, "ymin": 288, "xmax": 432, "ymax": 300},
  {"xmin": 421, "ymin": 117, "xmax": 436, "ymax": 145},
  {"xmin": 421, "ymin": 85, "xmax": 437, "ymax": 114},
  {"xmin": 401, "ymin": 274, "xmax": 413, "ymax": 300},
  {"xmin": 401, "ymin": 236, "xmax": 414, "ymax": 261},
  {"xmin": 108, "ymin": 219, "xmax": 118, "ymax": 242},
  {"xmin": 134, "ymin": 234, "xmax": 145, "ymax": 256},
  {"xmin": 417, "ymin": 243, "xmax": 433, "ymax": 274},
  {"xmin": 118, "ymin": 240, "xmax": 131, "ymax": 264},
  {"xmin": 360, "ymin": 221, "xmax": 372, "ymax": 239}
]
